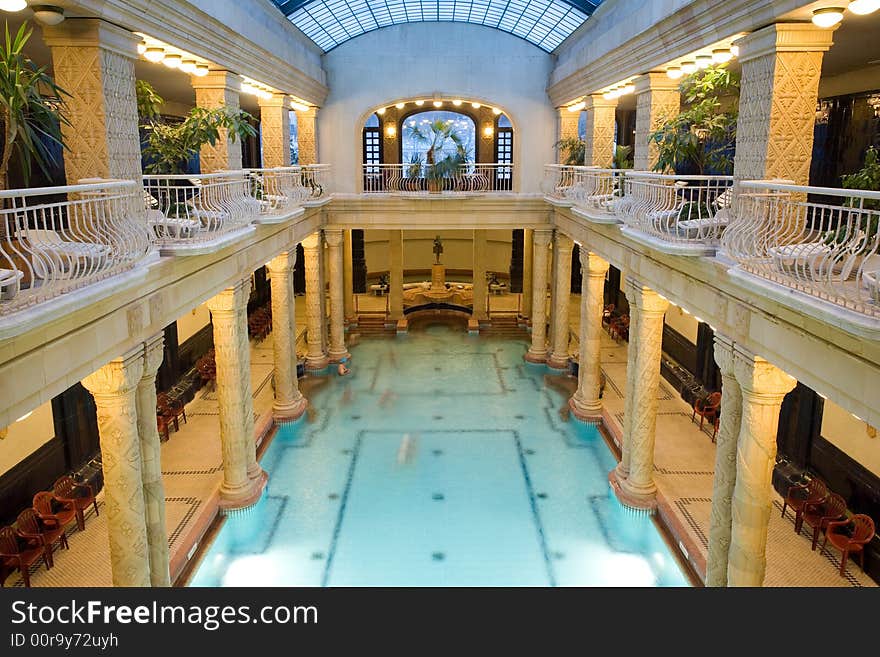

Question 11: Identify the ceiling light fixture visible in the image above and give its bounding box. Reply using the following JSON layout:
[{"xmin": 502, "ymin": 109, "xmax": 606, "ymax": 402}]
[
  {"xmin": 144, "ymin": 47, "xmax": 165, "ymax": 63},
  {"xmin": 681, "ymin": 60, "xmax": 697, "ymax": 74},
  {"xmin": 666, "ymin": 66, "xmax": 683, "ymax": 79},
  {"xmin": 492, "ymin": 107, "xmax": 502, "ymax": 115},
  {"xmin": 290, "ymin": 100, "xmax": 309, "ymax": 112},
  {"xmin": 415, "ymin": 100, "xmax": 424, "ymax": 106},
  {"xmin": 137, "ymin": 42, "xmax": 147, "ymax": 55},
  {"xmin": 695, "ymin": 54, "xmax": 712, "ymax": 69},
  {"xmin": 194, "ymin": 64, "xmax": 209, "ymax": 77},
  {"xmin": 179, "ymin": 59, "xmax": 197, "ymax": 74},
  {"xmin": 621, "ymin": 83, "xmax": 635, "ymax": 94},
  {"xmin": 377, "ymin": 107, "xmax": 386, "ymax": 115},
  {"xmin": 811, "ymin": 7, "xmax": 845, "ymax": 28},
  {"xmin": 162, "ymin": 53, "xmax": 182, "ymax": 69},
  {"xmin": 567, "ymin": 101, "xmax": 585, "ymax": 112},
  {"xmin": 848, "ymin": 0, "xmax": 880, "ymax": 13},
  {"xmin": 31, "ymin": 5, "xmax": 65, "ymax": 25},
  {"xmin": 395, "ymin": 102, "xmax": 405, "ymax": 109},
  {"xmin": 433, "ymin": 100, "xmax": 443, "ymax": 107},
  {"xmin": 0, "ymin": 0, "xmax": 27, "ymax": 12},
  {"xmin": 471, "ymin": 102, "xmax": 481, "ymax": 108},
  {"xmin": 602, "ymin": 90, "xmax": 615, "ymax": 100},
  {"xmin": 730, "ymin": 44, "xmax": 740, "ymax": 57},
  {"xmin": 452, "ymin": 99, "xmax": 462, "ymax": 106},
  {"xmin": 712, "ymin": 48, "xmax": 733, "ymax": 63}
]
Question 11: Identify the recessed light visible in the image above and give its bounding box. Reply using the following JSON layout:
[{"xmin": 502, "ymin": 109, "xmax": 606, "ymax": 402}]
[
  {"xmin": 811, "ymin": 7, "xmax": 845, "ymax": 28},
  {"xmin": 666, "ymin": 66, "xmax": 683, "ymax": 79}
]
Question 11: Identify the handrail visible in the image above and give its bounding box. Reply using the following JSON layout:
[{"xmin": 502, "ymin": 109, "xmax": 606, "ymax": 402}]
[{"xmin": 363, "ymin": 163, "xmax": 513, "ymax": 194}]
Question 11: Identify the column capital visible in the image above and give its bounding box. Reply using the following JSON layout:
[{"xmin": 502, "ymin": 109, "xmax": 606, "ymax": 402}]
[
  {"xmin": 258, "ymin": 92, "xmax": 290, "ymax": 110},
  {"xmin": 81, "ymin": 346, "xmax": 144, "ymax": 397},
  {"xmin": 205, "ymin": 278, "xmax": 250, "ymax": 315},
  {"xmin": 142, "ymin": 333, "xmax": 165, "ymax": 380},
  {"xmin": 189, "ymin": 69, "xmax": 241, "ymax": 92},
  {"xmin": 42, "ymin": 18, "xmax": 140, "ymax": 58},
  {"xmin": 580, "ymin": 250, "xmax": 610, "ymax": 277},
  {"xmin": 734, "ymin": 22, "xmax": 837, "ymax": 63},
  {"xmin": 733, "ymin": 345, "xmax": 797, "ymax": 400},
  {"xmin": 301, "ymin": 232, "xmax": 321, "ymax": 250},
  {"xmin": 585, "ymin": 93, "xmax": 618, "ymax": 111},
  {"xmin": 634, "ymin": 71, "xmax": 680, "ymax": 95},
  {"xmin": 324, "ymin": 229, "xmax": 344, "ymax": 247},
  {"xmin": 555, "ymin": 232, "xmax": 574, "ymax": 251},
  {"xmin": 713, "ymin": 333, "xmax": 736, "ymax": 377},
  {"xmin": 533, "ymin": 229, "xmax": 553, "ymax": 247},
  {"xmin": 294, "ymin": 106, "xmax": 318, "ymax": 119},
  {"xmin": 266, "ymin": 250, "xmax": 297, "ymax": 274},
  {"xmin": 632, "ymin": 285, "xmax": 669, "ymax": 316}
]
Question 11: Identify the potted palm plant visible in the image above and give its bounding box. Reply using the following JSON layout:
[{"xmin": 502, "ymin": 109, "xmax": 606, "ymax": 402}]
[{"xmin": 406, "ymin": 119, "xmax": 467, "ymax": 193}]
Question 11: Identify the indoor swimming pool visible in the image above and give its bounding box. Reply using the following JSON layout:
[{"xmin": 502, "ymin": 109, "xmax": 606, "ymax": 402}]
[{"xmin": 190, "ymin": 323, "xmax": 689, "ymax": 587}]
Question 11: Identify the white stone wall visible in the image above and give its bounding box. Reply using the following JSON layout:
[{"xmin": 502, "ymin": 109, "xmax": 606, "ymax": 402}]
[
  {"xmin": 319, "ymin": 23, "xmax": 556, "ymax": 193},
  {"xmin": 364, "ymin": 230, "xmax": 513, "ymax": 275}
]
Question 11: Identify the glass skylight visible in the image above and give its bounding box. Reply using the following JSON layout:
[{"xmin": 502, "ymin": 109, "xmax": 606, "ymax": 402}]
[{"xmin": 271, "ymin": 0, "xmax": 602, "ymax": 52}]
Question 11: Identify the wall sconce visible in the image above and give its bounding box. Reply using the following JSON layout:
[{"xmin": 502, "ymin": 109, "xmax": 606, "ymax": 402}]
[
  {"xmin": 385, "ymin": 124, "xmax": 397, "ymax": 138},
  {"xmin": 483, "ymin": 125, "xmax": 494, "ymax": 138}
]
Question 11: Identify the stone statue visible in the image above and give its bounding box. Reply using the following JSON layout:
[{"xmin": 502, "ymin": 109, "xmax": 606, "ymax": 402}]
[{"xmin": 433, "ymin": 235, "xmax": 443, "ymax": 264}]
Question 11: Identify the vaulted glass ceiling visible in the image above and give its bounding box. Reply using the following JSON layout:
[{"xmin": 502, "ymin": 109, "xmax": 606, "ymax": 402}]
[{"xmin": 271, "ymin": 0, "xmax": 603, "ymax": 53}]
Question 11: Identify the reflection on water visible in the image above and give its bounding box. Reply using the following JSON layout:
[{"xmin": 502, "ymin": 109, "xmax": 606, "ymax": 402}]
[{"xmin": 190, "ymin": 324, "xmax": 689, "ymax": 587}]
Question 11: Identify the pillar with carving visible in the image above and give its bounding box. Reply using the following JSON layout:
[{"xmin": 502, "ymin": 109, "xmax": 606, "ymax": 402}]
[
  {"xmin": 584, "ymin": 94, "xmax": 618, "ymax": 168},
  {"xmin": 472, "ymin": 230, "xmax": 488, "ymax": 322},
  {"xmin": 258, "ymin": 93, "xmax": 291, "ymax": 168},
  {"xmin": 525, "ymin": 229, "xmax": 552, "ymax": 362},
  {"xmin": 613, "ymin": 278, "xmax": 641, "ymax": 483},
  {"xmin": 570, "ymin": 250, "xmax": 610, "ymax": 421},
  {"xmin": 616, "ymin": 281, "xmax": 668, "ymax": 511},
  {"xmin": 548, "ymin": 232, "xmax": 574, "ymax": 369},
  {"xmin": 343, "ymin": 230, "xmax": 356, "ymax": 325},
  {"xmin": 325, "ymin": 229, "xmax": 350, "ymax": 361},
  {"xmin": 633, "ymin": 72, "xmax": 680, "ymax": 171},
  {"xmin": 190, "ymin": 70, "xmax": 243, "ymax": 172},
  {"xmin": 81, "ymin": 348, "xmax": 150, "ymax": 587},
  {"xmin": 556, "ymin": 107, "xmax": 581, "ymax": 164},
  {"xmin": 43, "ymin": 19, "xmax": 142, "ymax": 184},
  {"xmin": 389, "ymin": 230, "xmax": 404, "ymax": 321},
  {"xmin": 136, "ymin": 335, "xmax": 170, "ymax": 586},
  {"xmin": 206, "ymin": 279, "xmax": 266, "ymax": 511},
  {"xmin": 727, "ymin": 346, "xmax": 796, "ymax": 587},
  {"xmin": 301, "ymin": 233, "xmax": 329, "ymax": 369},
  {"xmin": 733, "ymin": 23, "xmax": 836, "ymax": 184},
  {"xmin": 295, "ymin": 107, "xmax": 318, "ymax": 165},
  {"xmin": 706, "ymin": 334, "xmax": 743, "ymax": 587},
  {"xmin": 267, "ymin": 250, "xmax": 308, "ymax": 422}
]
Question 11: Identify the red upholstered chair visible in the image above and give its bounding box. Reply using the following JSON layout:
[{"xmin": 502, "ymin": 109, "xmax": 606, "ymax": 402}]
[
  {"xmin": 782, "ymin": 476, "xmax": 829, "ymax": 533},
  {"xmin": 692, "ymin": 392, "xmax": 722, "ymax": 439},
  {"xmin": 802, "ymin": 492, "xmax": 847, "ymax": 551},
  {"xmin": 32, "ymin": 491, "xmax": 77, "ymax": 535},
  {"xmin": 16, "ymin": 508, "xmax": 67, "ymax": 568},
  {"xmin": 0, "ymin": 525, "xmax": 48, "ymax": 587},
  {"xmin": 53, "ymin": 475, "xmax": 98, "ymax": 532},
  {"xmin": 822, "ymin": 514, "xmax": 876, "ymax": 577}
]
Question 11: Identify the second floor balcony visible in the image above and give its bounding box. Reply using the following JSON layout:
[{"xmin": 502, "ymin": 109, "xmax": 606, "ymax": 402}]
[{"xmin": 362, "ymin": 163, "xmax": 514, "ymax": 196}]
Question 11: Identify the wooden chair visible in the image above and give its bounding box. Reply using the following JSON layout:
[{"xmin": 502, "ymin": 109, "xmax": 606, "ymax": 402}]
[
  {"xmin": 803, "ymin": 492, "xmax": 847, "ymax": 550},
  {"xmin": 53, "ymin": 475, "xmax": 98, "ymax": 532},
  {"xmin": 822, "ymin": 514, "xmax": 876, "ymax": 576},
  {"xmin": 692, "ymin": 392, "xmax": 722, "ymax": 440},
  {"xmin": 157, "ymin": 414, "xmax": 171, "ymax": 442},
  {"xmin": 601, "ymin": 304, "xmax": 615, "ymax": 329},
  {"xmin": 782, "ymin": 476, "xmax": 829, "ymax": 532},
  {"xmin": 32, "ymin": 491, "xmax": 78, "ymax": 535},
  {"xmin": 16, "ymin": 508, "xmax": 67, "ymax": 569},
  {"xmin": 157, "ymin": 392, "xmax": 187, "ymax": 431},
  {"xmin": 0, "ymin": 525, "xmax": 47, "ymax": 587},
  {"xmin": 609, "ymin": 314, "xmax": 629, "ymax": 342}
]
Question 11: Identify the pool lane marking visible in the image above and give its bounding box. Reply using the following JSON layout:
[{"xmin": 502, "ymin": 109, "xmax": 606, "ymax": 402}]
[{"xmin": 321, "ymin": 429, "xmax": 365, "ymax": 586}]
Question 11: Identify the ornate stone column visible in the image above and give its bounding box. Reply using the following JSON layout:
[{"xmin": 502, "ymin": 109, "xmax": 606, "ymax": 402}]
[
  {"xmin": 266, "ymin": 251, "xmax": 308, "ymax": 422},
  {"xmin": 136, "ymin": 334, "xmax": 170, "ymax": 587},
  {"xmin": 295, "ymin": 107, "xmax": 318, "ymax": 165},
  {"xmin": 733, "ymin": 23, "xmax": 836, "ymax": 184},
  {"xmin": 343, "ymin": 230, "xmax": 356, "ymax": 325},
  {"xmin": 206, "ymin": 280, "xmax": 266, "ymax": 511},
  {"xmin": 548, "ymin": 232, "xmax": 574, "ymax": 369},
  {"xmin": 81, "ymin": 348, "xmax": 150, "ymax": 587},
  {"xmin": 727, "ymin": 346, "xmax": 796, "ymax": 587},
  {"xmin": 616, "ymin": 281, "xmax": 668, "ymax": 511},
  {"xmin": 570, "ymin": 250, "xmax": 610, "ymax": 421},
  {"xmin": 525, "ymin": 229, "xmax": 552, "ymax": 362},
  {"xmin": 472, "ymin": 230, "xmax": 488, "ymax": 322},
  {"xmin": 190, "ymin": 70, "xmax": 242, "ymax": 172},
  {"xmin": 557, "ymin": 107, "xmax": 581, "ymax": 163},
  {"xmin": 301, "ymin": 233, "xmax": 329, "ymax": 369},
  {"xmin": 43, "ymin": 19, "xmax": 142, "ymax": 184},
  {"xmin": 258, "ymin": 93, "xmax": 291, "ymax": 168},
  {"xmin": 613, "ymin": 277, "xmax": 641, "ymax": 483},
  {"xmin": 633, "ymin": 72, "xmax": 681, "ymax": 171},
  {"xmin": 389, "ymin": 230, "xmax": 404, "ymax": 321},
  {"xmin": 706, "ymin": 334, "xmax": 743, "ymax": 587},
  {"xmin": 325, "ymin": 229, "xmax": 350, "ymax": 361},
  {"xmin": 584, "ymin": 94, "xmax": 618, "ymax": 168},
  {"xmin": 521, "ymin": 229, "xmax": 533, "ymax": 320}
]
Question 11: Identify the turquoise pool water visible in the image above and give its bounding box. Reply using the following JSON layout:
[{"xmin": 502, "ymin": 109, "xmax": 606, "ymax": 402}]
[{"xmin": 190, "ymin": 324, "xmax": 689, "ymax": 587}]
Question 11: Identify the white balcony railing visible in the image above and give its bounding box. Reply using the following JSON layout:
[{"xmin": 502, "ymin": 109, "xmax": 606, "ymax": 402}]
[
  {"xmin": 0, "ymin": 179, "xmax": 151, "ymax": 315},
  {"xmin": 542, "ymin": 165, "xmax": 626, "ymax": 222},
  {"xmin": 542, "ymin": 164, "xmax": 582, "ymax": 200},
  {"xmin": 246, "ymin": 167, "xmax": 312, "ymax": 221},
  {"xmin": 299, "ymin": 164, "xmax": 332, "ymax": 202},
  {"xmin": 618, "ymin": 172, "xmax": 734, "ymax": 255},
  {"xmin": 363, "ymin": 163, "xmax": 513, "ymax": 194},
  {"xmin": 723, "ymin": 181, "xmax": 880, "ymax": 320}
]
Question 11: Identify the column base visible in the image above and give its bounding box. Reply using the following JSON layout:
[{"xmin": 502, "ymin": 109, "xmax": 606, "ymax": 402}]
[
  {"xmin": 273, "ymin": 395, "xmax": 308, "ymax": 424},
  {"xmin": 305, "ymin": 354, "xmax": 329, "ymax": 370},
  {"xmin": 613, "ymin": 476, "xmax": 658, "ymax": 513},
  {"xmin": 569, "ymin": 397, "xmax": 602, "ymax": 424},
  {"xmin": 524, "ymin": 349, "xmax": 548, "ymax": 364},
  {"xmin": 328, "ymin": 348, "xmax": 351, "ymax": 363},
  {"xmin": 219, "ymin": 470, "xmax": 268, "ymax": 514},
  {"xmin": 546, "ymin": 353, "xmax": 570, "ymax": 370}
]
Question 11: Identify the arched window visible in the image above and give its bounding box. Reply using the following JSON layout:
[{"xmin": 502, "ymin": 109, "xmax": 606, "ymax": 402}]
[
  {"xmin": 363, "ymin": 113, "xmax": 382, "ymax": 167},
  {"xmin": 401, "ymin": 111, "xmax": 475, "ymax": 166}
]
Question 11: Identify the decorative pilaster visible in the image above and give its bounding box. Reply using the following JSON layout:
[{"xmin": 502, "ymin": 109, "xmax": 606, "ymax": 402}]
[
  {"xmin": 615, "ymin": 281, "xmax": 669, "ymax": 511},
  {"xmin": 302, "ymin": 233, "xmax": 329, "ymax": 369},
  {"xmin": 267, "ymin": 251, "xmax": 308, "ymax": 422},
  {"xmin": 732, "ymin": 23, "xmax": 836, "ymax": 184},
  {"xmin": 557, "ymin": 107, "xmax": 581, "ymax": 164},
  {"xmin": 43, "ymin": 19, "xmax": 142, "ymax": 184},
  {"xmin": 190, "ymin": 70, "xmax": 242, "ymax": 172},
  {"xmin": 295, "ymin": 107, "xmax": 318, "ymax": 165},
  {"xmin": 706, "ymin": 334, "xmax": 743, "ymax": 587},
  {"xmin": 206, "ymin": 280, "xmax": 267, "ymax": 511},
  {"xmin": 633, "ymin": 73, "xmax": 681, "ymax": 171},
  {"xmin": 81, "ymin": 348, "xmax": 149, "ymax": 587},
  {"xmin": 472, "ymin": 230, "xmax": 488, "ymax": 322},
  {"xmin": 136, "ymin": 334, "xmax": 170, "ymax": 587},
  {"xmin": 613, "ymin": 278, "xmax": 641, "ymax": 483},
  {"xmin": 570, "ymin": 251, "xmax": 610, "ymax": 421},
  {"xmin": 389, "ymin": 230, "xmax": 404, "ymax": 321},
  {"xmin": 325, "ymin": 229, "xmax": 350, "ymax": 361},
  {"xmin": 727, "ymin": 347, "xmax": 796, "ymax": 587},
  {"xmin": 547, "ymin": 232, "xmax": 574, "ymax": 369},
  {"xmin": 521, "ymin": 228, "xmax": 533, "ymax": 320},
  {"xmin": 343, "ymin": 230, "xmax": 356, "ymax": 325},
  {"xmin": 525, "ymin": 229, "xmax": 552, "ymax": 362},
  {"xmin": 258, "ymin": 93, "xmax": 291, "ymax": 168},
  {"xmin": 583, "ymin": 94, "xmax": 618, "ymax": 168}
]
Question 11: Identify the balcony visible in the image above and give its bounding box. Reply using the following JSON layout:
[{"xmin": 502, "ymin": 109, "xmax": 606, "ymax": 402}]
[
  {"xmin": 0, "ymin": 179, "xmax": 152, "ymax": 321},
  {"xmin": 542, "ymin": 165, "xmax": 623, "ymax": 223},
  {"xmin": 723, "ymin": 181, "xmax": 880, "ymax": 327},
  {"xmin": 362, "ymin": 163, "xmax": 514, "ymax": 196},
  {"xmin": 618, "ymin": 172, "xmax": 734, "ymax": 256}
]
